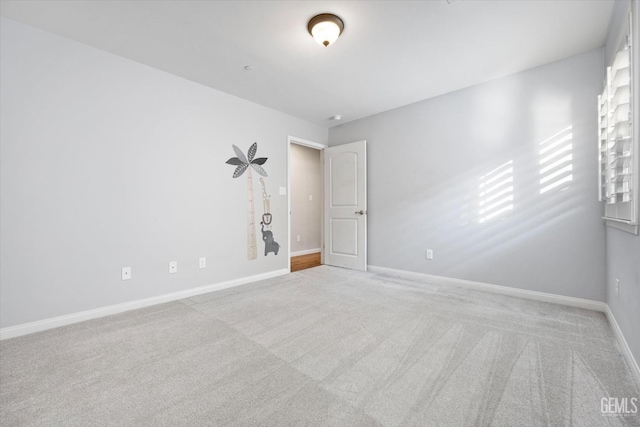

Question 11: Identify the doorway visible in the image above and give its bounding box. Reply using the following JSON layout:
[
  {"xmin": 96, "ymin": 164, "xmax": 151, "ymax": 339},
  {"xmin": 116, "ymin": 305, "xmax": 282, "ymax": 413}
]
[{"xmin": 287, "ymin": 136, "xmax": 326, "ymax": 272}]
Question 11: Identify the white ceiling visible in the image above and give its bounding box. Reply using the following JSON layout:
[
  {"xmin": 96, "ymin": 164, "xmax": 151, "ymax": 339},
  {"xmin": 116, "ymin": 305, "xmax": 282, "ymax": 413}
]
[{"xmin": 1, "ymin": 0, "xmax": 614, "ymax": 127}]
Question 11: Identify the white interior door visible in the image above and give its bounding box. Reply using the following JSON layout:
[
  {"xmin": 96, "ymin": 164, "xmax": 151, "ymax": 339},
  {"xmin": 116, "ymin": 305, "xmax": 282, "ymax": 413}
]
[{"xmin": 324, "ymin": 140, "xmax": 367, "ymax": 271}]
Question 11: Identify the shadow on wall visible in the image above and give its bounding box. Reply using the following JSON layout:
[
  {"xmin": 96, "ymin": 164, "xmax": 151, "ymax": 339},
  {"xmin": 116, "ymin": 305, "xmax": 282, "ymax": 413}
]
[
  {"xmin": 375, "ymin": 123, "xmax": 582, "ymax": 275},
  {"xmin": 467, "ymin": 125, "xmax": 574, "ymax": 224},
  {"xmin": 539, "ymin": 126, "xmax": 573, "ymax": 194},
  {"xmin": 342, "ymin": 50, "xmax": 604, "ymax": 298},
  {"xmin": 476, "ymin": 159, "xmax": 514, "ymax": 224}
]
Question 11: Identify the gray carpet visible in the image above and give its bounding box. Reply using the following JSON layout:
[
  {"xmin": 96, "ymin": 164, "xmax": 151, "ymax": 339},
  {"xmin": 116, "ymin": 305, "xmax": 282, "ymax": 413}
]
[{"xmin": 1, "ymin": 266, "xmax": 638, "ymax": 426}]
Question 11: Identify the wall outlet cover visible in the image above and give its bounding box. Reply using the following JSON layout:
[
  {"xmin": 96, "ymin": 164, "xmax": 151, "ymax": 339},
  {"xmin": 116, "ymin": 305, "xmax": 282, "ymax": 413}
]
[
  {"xmin": 121, "ymin": 267, "xmax": 131, "ymax": 281},
  {"xmin": 199, "ymin": 257, "xmax": 206, "ymax": 269},
  {"xmin": 169, "ymin": 262, "xmax": 178, "ymax": 274}
]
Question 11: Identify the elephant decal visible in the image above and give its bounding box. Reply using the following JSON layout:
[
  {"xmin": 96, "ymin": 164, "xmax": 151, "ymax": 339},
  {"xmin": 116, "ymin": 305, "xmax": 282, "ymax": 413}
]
[{"xmin": 260, "ymin": 222, "xmax": 280, "ymax": 256}]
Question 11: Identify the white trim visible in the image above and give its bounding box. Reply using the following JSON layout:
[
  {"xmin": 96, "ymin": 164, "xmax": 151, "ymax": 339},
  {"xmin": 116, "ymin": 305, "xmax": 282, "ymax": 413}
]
[
  {"xmin": 287, "ymin": 135, "xmax": 327, "ymax": 150},
  {"xmin": 368, "ymin": 265, "xmax": 607, "ymax": 312},
  {"xmin": 605, "ymin": 305, "xmax": 640, "ymax": 385},
  {"xmin": 0, "ymin": 269, "xmax": 288, "ymax": 341},
  {"xmin": 605, "ymin": 305, "xmax": 640, "ymax": 387},
  {"xmin": 3, "ymin": 265, "xmax": 638, "ymax": 389},
  {"xmin": 606, "ymin": 219, "xmax": 639, "ymax": 235},
  {"xmin": 369, "ymin": 265, "xmax": 640, "ymax": 387},
  {"xmin": 602, "ymin": 216, "xmax": 638, "ymax": 225},
  {"xmin": 291, "ymin": 248, "xmax": 322, "ymax": 257}
]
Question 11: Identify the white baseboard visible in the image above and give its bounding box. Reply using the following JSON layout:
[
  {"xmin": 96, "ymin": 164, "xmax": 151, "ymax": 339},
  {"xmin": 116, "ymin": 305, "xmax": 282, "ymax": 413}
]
[
  {"xmin": 605, "ymin": 305, "xmax": 640, "ymax": 387},
  {"xmin": 0, "ymin": 268, "xmax": 289, "ymax": 341},
  {"xmin": 4, "ymin": 265, "xmax": 638, "ymax": 389},
  {"xmin": 368, "ymin": 265, "xmax": 607, "ymax": 312},
  {"xmin": 368, "ymin": 265, "xmax": 640, "ymax": 387},
  {"xmin": 291, "ymin": 248, "xmax": 321, "ymax": 257}
]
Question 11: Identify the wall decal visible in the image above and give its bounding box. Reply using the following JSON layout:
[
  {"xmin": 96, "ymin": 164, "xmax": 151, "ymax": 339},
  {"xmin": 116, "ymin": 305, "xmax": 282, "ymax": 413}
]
[
  {"xmin": 260, "ymin": 178, "xmax": 280, "ymax": 256},
  {"xmin": 259, "ymin": 178, "xmax": 273, "ymax": 226},
  {"xmin": 261, "ymin": 223, "xmax": 280, "ymax": 256},
  {"xmin": 226, "ymin": 142, "xmax": 268, "ymax": 260}
]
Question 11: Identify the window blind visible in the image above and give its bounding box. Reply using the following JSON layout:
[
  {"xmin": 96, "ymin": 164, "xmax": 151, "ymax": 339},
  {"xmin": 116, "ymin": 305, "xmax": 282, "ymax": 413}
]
[{"xmin": 598, "ymin": 11, "xmax": 636, "ymax": 228}]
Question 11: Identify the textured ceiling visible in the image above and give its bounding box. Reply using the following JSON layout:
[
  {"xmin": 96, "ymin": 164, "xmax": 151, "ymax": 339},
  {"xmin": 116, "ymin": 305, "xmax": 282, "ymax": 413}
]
[{"xmin": 1, "ymin": 0, "xmax": 615, "ymax": 127}]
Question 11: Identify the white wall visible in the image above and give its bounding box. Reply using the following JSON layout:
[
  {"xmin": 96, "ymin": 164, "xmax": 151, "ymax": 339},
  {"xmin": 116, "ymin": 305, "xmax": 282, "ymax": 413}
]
[
  {"xmin": 604, "ymin": 0, "xmax": 640, "ymax": 365},
  {"xmin": 290, "ymin": 144, "xmax": 322, "ymax": 254},
  {"xmin": 0, "ymin": 18, "xmax": 327, "ymax": 328},
  {"xmin": 330, "ymin": 49, "xmax": 606, "ymax": 301}
]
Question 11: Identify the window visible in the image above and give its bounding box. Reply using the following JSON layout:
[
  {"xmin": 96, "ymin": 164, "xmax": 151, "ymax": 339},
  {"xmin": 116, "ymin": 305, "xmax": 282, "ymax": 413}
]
[{"xmin": 598, "ymin": 11, "xmax": 637, "ymax": 234}]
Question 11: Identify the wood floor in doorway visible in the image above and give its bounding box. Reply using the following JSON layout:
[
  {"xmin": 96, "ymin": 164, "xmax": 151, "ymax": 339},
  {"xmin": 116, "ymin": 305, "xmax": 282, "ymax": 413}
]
[{"xmin": 291, "ymin": 252, "xmax": 321, "ymax": 272}]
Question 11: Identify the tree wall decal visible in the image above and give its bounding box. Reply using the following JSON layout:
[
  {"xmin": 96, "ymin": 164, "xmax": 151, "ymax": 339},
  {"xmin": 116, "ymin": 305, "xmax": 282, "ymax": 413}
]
[{"xmin": 226, "ymin": 142, "xmax": 268, "ymax": 260}]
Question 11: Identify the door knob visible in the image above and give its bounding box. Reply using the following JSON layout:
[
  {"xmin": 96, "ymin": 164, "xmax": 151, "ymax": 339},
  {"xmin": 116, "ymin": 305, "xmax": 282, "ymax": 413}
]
[{"xmin": 355, "ymin": 210, "xmax": 365, "ymax": 215}]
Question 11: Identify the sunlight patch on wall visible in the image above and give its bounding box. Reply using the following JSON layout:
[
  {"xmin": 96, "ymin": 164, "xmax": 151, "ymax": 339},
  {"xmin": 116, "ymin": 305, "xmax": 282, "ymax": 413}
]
[
  {"xmin": 478, "ymin": 160, "xmax": 514, "ymax": 223},
  {"xmin": 539, "ymin": 126, "xmax": 573, "ymax": 194}
]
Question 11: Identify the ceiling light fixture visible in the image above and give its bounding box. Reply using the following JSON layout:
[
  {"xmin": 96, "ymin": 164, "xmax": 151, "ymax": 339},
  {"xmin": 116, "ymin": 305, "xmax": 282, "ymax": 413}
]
[{"xmin": 308, "ymin": 13, "xmax": 344, "ymax": 47}]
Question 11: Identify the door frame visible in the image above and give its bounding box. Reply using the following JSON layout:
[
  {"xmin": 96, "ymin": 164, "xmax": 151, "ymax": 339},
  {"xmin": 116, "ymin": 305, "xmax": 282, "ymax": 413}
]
[{"xmin": 287, "ymin": 136, "xmax": 328, "ymax": 272}]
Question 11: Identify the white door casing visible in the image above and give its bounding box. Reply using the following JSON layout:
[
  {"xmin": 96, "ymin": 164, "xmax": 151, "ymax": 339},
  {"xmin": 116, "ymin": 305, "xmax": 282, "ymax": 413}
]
[{"xmin": 324, "ymin": 140, "xmax": 367, "ymax": 271}]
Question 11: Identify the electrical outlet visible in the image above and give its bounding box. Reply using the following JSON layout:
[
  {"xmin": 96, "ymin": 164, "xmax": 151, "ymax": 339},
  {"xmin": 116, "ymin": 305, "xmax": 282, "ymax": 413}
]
[
  {"xmin": 199, "ymin": 257, "xmax": 206, "ymax": 269},
  {"xmin": 426, "ymin": 249, "xmax": 433, "ymax": 260},
  {"xmin": 309, "ymin": 195, "xmax": 313, "ymax": 201},
  {"xmin": 169, "ymin": 261, "xmax": 177, "ymax": 274},
  {"xmin": 297, "ymin": 235, "xmax": 301, "ymax": 242},
  {"xmin": 121, "ymin": 267, "xmax": 131, "ymax": 281},
  {"xmin": 615, "ymin": 278, "xmax": 620, "ymax": 299}
]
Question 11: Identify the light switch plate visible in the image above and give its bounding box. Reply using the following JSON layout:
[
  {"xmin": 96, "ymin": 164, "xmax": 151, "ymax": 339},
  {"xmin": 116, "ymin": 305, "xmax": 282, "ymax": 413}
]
[
  {"xmin": 169, "ymin": 261, "xmax": 177, "ymax": 274},
  {"xmin": 122, "ymin": 267, "xmax": 131, "ymax": 280},
  {"xmin": 279, "ymin": 186, "xmax": 287, "ymax": 196}
]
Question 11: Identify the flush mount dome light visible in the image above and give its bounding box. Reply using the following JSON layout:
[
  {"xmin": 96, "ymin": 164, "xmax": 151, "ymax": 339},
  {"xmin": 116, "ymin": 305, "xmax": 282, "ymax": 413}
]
[{"xmin": 308, "ymin": 13, "xmax": 344, "ymax": 47}]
